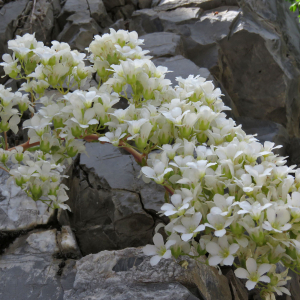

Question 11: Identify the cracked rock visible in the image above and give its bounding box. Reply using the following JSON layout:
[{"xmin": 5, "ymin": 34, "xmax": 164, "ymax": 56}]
[
  {"xmin": 0, "ymin": 229, "xmax": 77, "ymax": 300},
  {"xmin": 64, "ymin": 247, "xmax": 232, "ymax": 300}
]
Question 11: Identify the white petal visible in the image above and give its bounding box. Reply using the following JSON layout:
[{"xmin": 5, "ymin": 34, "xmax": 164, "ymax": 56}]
[
  {"xmin": 162, "ymin": 249, "xmax": 172, "ymax": 259},
  {"xmin": 206, "ymin": 242, "xmax": 221, "ymax": 255},
  {"xmin": 223, "ymin": 255, "xmax": 234, "ymax": 266},
  {"xmin": 142, "ymin": 166, "xmax": 155, "ymax": 178},
  {"xmin": 150, "ymin": 255, "xmax": 161, "ymax": 266},
  {"xmin": 173, "ymin": 225, "xmax": 187, "ymax": 234},
  {"xmin": 214, "ymin": 229, "xmax": 226, "ymax": 237},
  {"xmin": 143, "ymin": 245, "xmax": 157, "ymax": 256},
  {"xmin": 153, "ymin": 233, "xmax": 164, "ymax": 248},
  {"xmin": 234, "ymin": 268, "xmax": 249, "ymax": 279},
  {"xmin": 245, "ymin": 280, "xmax": 257, "ymax": 290},
  {"xmin": 257, "ymin": 264, "xmax": 271, "ymax": 276},
  {"xmin": 229, "ymin": 243, "xmax": 239, "ymax": 254},
  {"xmin": 165, "ymin": 240, "xmax": 176, "ymax": 249},
  {"xmin": 246, "ymin": 258, "xmax": 257, "ymax": 274},
  {"xmin": 209, "ymin": 255, "xmax": 223, "ymax": 266},
  {"xmin": 259, "ymin": 275, "xmax": 270, "ymax": 283},
  {"xmin": 181, "ymin": 233, "xmax": 193, "ymax": 241}
]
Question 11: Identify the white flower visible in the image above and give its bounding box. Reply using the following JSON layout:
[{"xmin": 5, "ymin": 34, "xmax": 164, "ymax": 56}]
[
  {"xmin": 173, "ymin": 212, "xmax": 205, "ymax": 241},
  {"xmin": 161, "ymin": 194, "xmax": 192, "ymax": 217},
  {"xmin": 98, "ymin": 128, "xmax": 126, "ymax": 146},
  {"xmin": 70, "ymin": 108, "xmax": 99, "ymax": 129},
  {"xmin": 262, "ymin": 207, "xmax": 291, "ymax": 233},
  {"xmin": 210, "ymin": 194, "xmax": 234, "ymax": 216},
  {"xmin": 234, "ymin": 258, "xmax": 272, "ymax": 290},
  {"xmin": 143, "ymin": 233, "xmax": 176, "ymax": 266},
  {"xmin": 206, "ymin": 236, "xmax": 239, "ymax": 266},
  {"xmin": 142, "ymin": 161, "xmax": 173, "ymax": 184},
  {"xmin": 205, "ymin": 213, "xmax": 233, "ymax": 237},
  {"xmin": 235, "ymin": 200, "xmax": 272, "ymax": 221}
]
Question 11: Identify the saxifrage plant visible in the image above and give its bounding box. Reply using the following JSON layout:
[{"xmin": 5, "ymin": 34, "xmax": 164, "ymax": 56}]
[{"xmin": 0, "ymin": 29, "xmax": 298, "ymax": 299}]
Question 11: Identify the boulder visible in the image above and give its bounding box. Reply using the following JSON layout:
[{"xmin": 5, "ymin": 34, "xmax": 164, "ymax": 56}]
[
  {"xmin": 156, "ymin": 0, "xmax": 238, "ymax": 11},
  {"xmin": 64, "ymin": 247, "xmax": 232, "ymax": 300},
  {"xmin": 58, "ymin": 0, "xmax": 112, "ymax": 29},
  {"xmin": 57, "ymin": 13, "xmax": 101, "ymax": 52},
  {"xmin": 57, "ymin": 142, "xmax": 166, "ymax": 255},
  {"xmin": 0, "ymin": 229, "xmax": 79, "ymax": 300},
  {"xmin": 217, "ymin": 0, "xmax": 300, "ymax": 137},
  {"xmin": 141, "ymin": 32, "xmax": 183, "ymax": 58},
  {"xmin": 0, "ymin": 167, "xmax": 55, "ymax": 232},
  {"xmin": 103, "ymin": 0, "xmax": 126, "ymax": 11},
  {"xmin": 15, "ymin": 0, "xmax": 55, "ymax": 45}
]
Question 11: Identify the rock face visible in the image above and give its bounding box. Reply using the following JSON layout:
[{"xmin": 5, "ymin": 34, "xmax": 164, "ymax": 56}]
[
  {"xmin": 0, "ymin": 228, "xmax": 79, "ymax": 300},
  {"xmin": 0, "ymin": 168, "xmax": 55, "ymax": 232},
  {"xmin": 64, "ymin": 247, "xmax": 232, "ymax": 300},
  {"xmin": 58, "ymin": 143, "xmax": 166, "ymax": 256}
]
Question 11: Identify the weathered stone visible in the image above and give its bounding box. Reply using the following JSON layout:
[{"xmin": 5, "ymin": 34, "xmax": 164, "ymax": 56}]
[
  {"xmin": 218, "ymin": 0, "xmax": 300, "ymax": 136},
  {"xmin": 57, "ymin": 13, "xmax": 101, "ymax": 52},
  {"xmin": 225, "ymin": 270, "xmax": 248, "ymax": 300},
  {"xmin": 156, "ymin": 0, "xmax": 238, "ymax": 11},
  {"xmin": 58, "ymin": 0, "xmax": 112, "ymax": 28},
  {"xmin": 139, "ymin": 0, "xmax": 152, "ymax": 9},
  {"xmin": 176, "ymin": 6, "xmax": 240, "ymax": 72},
  {"xmin": 129, "ymin": 9, "xmax": 164, "ymax": 36},
  {"xmin": 237, "ymin": 117, "xmax": 289, "ymax": 156},
  {"xmin": 0, "ymin": 168, "xmax": 55, "ymax": 231},
  {"xmin": 141, "ymin": 32, "xmax": 183, "ymax": 57},
  {"xmin": 64, "ymin": 247, "xmax": 232, "ymax": 300},
  {"xmin": 158, "ymin": 7, "xmax": 202, "ymax": 24},
  {"xmin": 114, "ymin": 3, "xmax": 135, "ymax": 20},
  {"xmin": 0, "ymin": 229, "xmax": 77, "ymax": 300},
  {"xmin": 152, "ymin": 55, "xmax": 210, "ymax": 85},
  {"xmin": 103, "ymin": 0, "xmax": 126, "ymax": 11},
  {"xmin": 57, "ymin": 226, "xmax": 81, "ymax": 258},
  {"xmin": 0, "ymin": 0, "xmax": 30, "ymax": 82},
  {"xmin": 15, "ymin": 0, "xmax": 54, "ymax": 44}
]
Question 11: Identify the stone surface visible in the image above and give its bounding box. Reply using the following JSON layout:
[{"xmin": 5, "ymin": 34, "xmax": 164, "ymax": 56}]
[
  {"xmin": 0, "ymin": 168, "xmax": 55, "ymax": 232},
  {"xmin": 141, "ymin": 32, "xmax": 183, "ymax": 57},
  {"xmin": 0, "ymin": 229, "xmax": 78, "ymax": 300},
  {"xmin": 64, "ymin": 247, "xmax": 232, "ymax": 300},
  {"xmin": 58, "ymin": 0, "xmax": 112, "ymax": 29},
  {"xmin": 217, "ymin": 0, "xmax": 300, "ymax": 137},
  {"xmin": 57, "ymin": 142, "xmax": 165, "ymax": 255},
  {"xmin": 57, "ymin": 13, "xmax": 101, "ymax": 52},
  {"xmin": 156, "ymin": 0, "xmax": 238, "ymax": 11},
  {"xmin": 103, "ymin": 0, "xmax": 126, "ymax": 11},
  {"xmin": 0, "ymin": 0, "xmax": 30, "ymax": 82},
  {"xmin": 15, "ymin": 0, "xmax": 55, "ymax": 44},
  {"xmin": 237, "ymin": 117, "xmax": 289, "ymax": 156}
]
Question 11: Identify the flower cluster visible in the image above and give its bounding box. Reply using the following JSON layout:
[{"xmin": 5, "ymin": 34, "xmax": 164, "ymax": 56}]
[{"xmin": 0, "ymin": 29, "xmax": 299, "ymax": 299}]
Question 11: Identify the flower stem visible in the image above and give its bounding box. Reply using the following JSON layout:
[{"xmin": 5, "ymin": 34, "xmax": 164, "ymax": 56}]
[
  {"xmin": 4, "ymin": 132, "xmax": 8, "ymax": 150},
  {"xmin": 0, "ymin": 165, "xmax": 9, "ymax": 173}
]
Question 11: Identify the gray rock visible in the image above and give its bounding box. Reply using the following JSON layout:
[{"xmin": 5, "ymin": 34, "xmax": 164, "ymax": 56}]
[
  {"xmin": 0, "ymin": 0, "xmax": 30, "ymax": 82},
  {"xmin": 0, "ymin": 229, "xmax": 77, "ymax": 300},
  {"xmin": 57, "ymin": 13, "xmax": 101, "ymax": 52},
  {"xmin": 57, "ymin": 226, "xmax": 81, "ymax": 258},
  {"xmin": 129, "ymin": 9, "xmax": 164, "ymax": 36},
  {"xmin": 0, "ymin": 168, "xmax": 55, "ymax": 231},
  {"xmin": 152, "ymin": 55, "xmax": 210, "ymax": 85},
  {"xmin": 139, "ymin": 0, "xmax": 152, "ymax": 9},
  {"xmin": 58, "ymin": 0, "xmax": 112, "ymax": 28},
  {"xmin": 158, "ymin": 7, "xmax": 202, "ymax": 24},
  {"xmin": 218, "ymin": 0, "xmax": 300, "ymax": 136},
  {"xmin": 141, "ymin": 32, "xmax": 183, "ymax": 57},
  {"xmin": 237, "ymin": 117, "xmax": 289, "ymax": 156},
  {"xmin": 103, "ymin": 0, "xmax": 126, "ymax": 11},
  {"xmin": 64, "ymin": 247, "xmax": 232, "ymax": 300},
  {"xmin": 15, "ymin": 0, "xmax": 54, "ymax": 44},
  {"xmin": 156, "ymin": 0, "xmax": 238, "ymax": 11}
]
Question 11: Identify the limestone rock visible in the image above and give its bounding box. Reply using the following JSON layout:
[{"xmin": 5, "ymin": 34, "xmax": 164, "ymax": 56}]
[
  {"xmin": 103, "ymin": 0, "xmax": 126, "ymax": 11},
  {"xmin": 218, "ymin": 0, "xmax": 300, "ymax": 136},
  {"xmin": 0, "ymin": 0, "xmax": 30, "ymax": 82},
  {"xmin": 0, "ymin": 229, "xmax": 77, "ymax": 300},
  {"xmin": 57, "ymin": 13, "xmax": 101, "ymax": 52},
  {"xmin": 15, "ymin": 0, "xmax": 55, "ymax": 44},
  {"xmin": 141, "ymin": 32, "xmax": 183, "ymax": 57},
  {"xmin": 64, "ymin": 247, "xmax": 232, "ymax": 300},
  {"xmin": 0, "ymin": 168, "xmax": 55, "ymax": 232},
  {"xmin": 58, "ymin": 0, "xmax": 112, "ymax": 28},
  {"xmin": 156, "ymin": 0, "xmax": 238, "ymax": 11}
]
